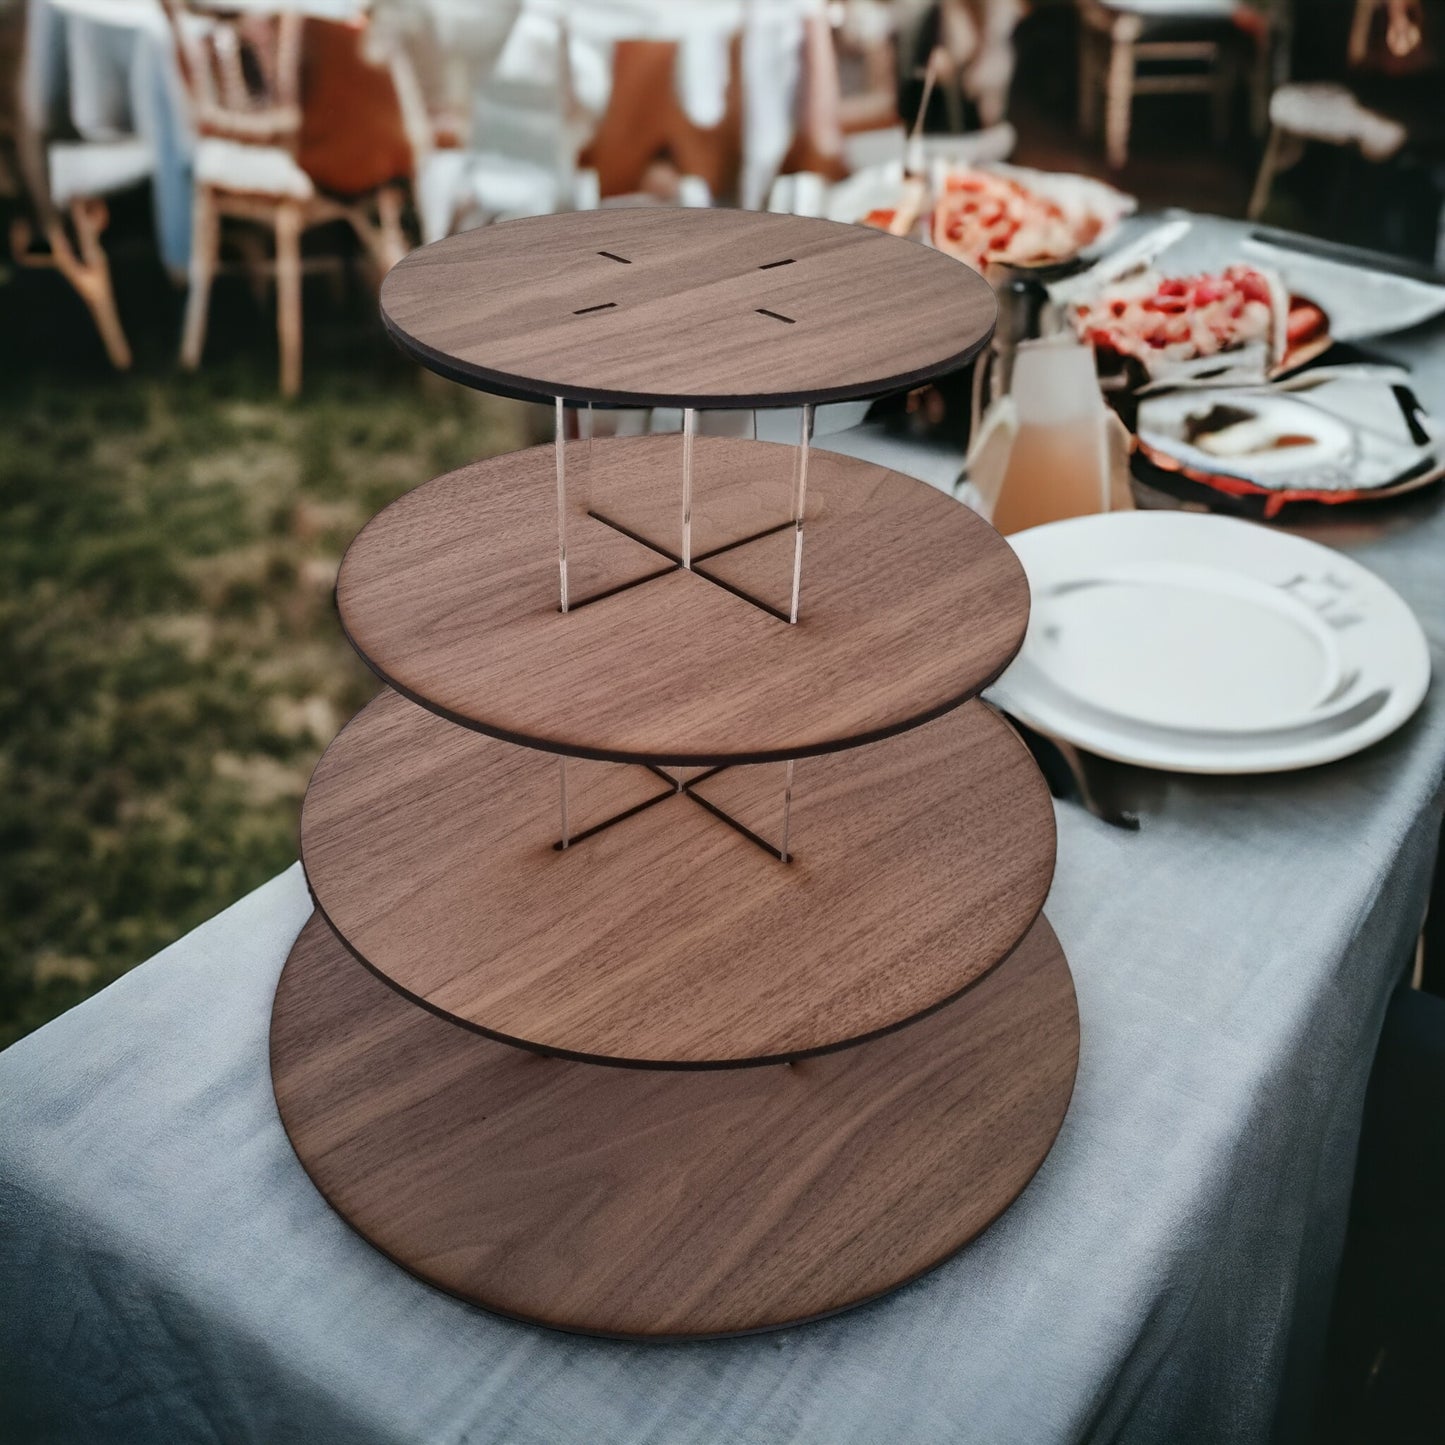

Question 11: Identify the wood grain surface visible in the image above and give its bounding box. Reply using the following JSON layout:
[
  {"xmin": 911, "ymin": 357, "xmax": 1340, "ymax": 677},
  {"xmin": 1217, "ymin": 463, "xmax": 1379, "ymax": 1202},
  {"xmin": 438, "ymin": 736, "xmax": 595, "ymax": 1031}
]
[
  {"xmin": 270, "ymin": 909, "xmax": 1078, "ymax": 1338},
  {"xmin": 378, "ymin": 208, "xmax": 997, "ymax": 408},
  {"xmin": 337, "ymin": 435, "xmax": 1030, "ymax": 766},
  {"xmin": 300, "ymin": 690, "xmax": 1056, "ymax": 1066}
]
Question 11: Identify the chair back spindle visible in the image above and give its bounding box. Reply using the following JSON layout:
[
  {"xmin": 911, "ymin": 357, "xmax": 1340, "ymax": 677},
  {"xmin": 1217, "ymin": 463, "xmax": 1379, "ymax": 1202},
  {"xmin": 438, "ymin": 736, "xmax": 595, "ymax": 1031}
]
[{"xmin": 160, "ymin": 0, "xmax": 304, "ymax": 149}]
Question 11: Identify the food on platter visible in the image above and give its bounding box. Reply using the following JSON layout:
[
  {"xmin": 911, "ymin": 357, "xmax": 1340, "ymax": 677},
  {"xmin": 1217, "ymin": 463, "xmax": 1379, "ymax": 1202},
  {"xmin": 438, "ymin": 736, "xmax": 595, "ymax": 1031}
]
[
  {"xmin": 858, "ymin": 178, "xmax": 926, "ymax": 237},
  {"xmin": 1286, "ymin": 299, "xmax": 1329, "ymax": 352},
  {"xmin": 1134, "ymin": 375, "xmax": 1441, "ymax": 517},
  {"xmin": 929, "ymin": 165, "xmax": 1134, "ymax": 272},
  {"xmin": 1182, "ymin": 402, "xmax": 1316, "ymax": 457},
  {"xmin": 1071, "ymin": 264, "xmax": 1289, "ymax": 366},
  {"xmin": 1070, "ymin": 264, "xmax": 1333, "ymax": 381}
]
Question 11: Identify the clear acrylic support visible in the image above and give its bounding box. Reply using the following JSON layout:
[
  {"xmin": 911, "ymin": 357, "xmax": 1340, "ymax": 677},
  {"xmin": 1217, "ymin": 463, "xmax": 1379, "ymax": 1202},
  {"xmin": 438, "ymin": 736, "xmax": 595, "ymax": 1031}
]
[
  {"xmin": 681, "ymin": 407, "xmax": 697, "ymax": 568},
  {"xmin": 554, "ymin": 397, "xmax": 569, "ymax": 613},
  {"xmin": 789, "ymin": 404, "xmax": 814, "ymax": 625}
]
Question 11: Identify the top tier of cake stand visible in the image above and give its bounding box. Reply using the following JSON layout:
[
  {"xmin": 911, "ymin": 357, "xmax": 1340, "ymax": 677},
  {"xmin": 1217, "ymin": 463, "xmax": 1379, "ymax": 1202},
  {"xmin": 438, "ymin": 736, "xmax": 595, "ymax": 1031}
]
[{"xmin": 379, "ymin": 207, "xmax": 997, "ymax": 409}]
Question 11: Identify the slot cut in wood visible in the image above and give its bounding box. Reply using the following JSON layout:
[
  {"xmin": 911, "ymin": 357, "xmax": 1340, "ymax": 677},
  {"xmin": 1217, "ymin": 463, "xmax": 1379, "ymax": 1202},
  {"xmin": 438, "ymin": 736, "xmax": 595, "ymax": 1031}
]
[
  {"xmin": 562, "ymin": 565, "xmax": 679, "ymax": 613},
  {"xmin": 643, "ymin": 763, "xmax": 790, "ymax": 864},
  {"xmin": 549, "ymin": 761, "xmax": 784, "ymax": 862},
  {"xmin": 551, "ymin": 782, "xmax": 676, "ymax": 851},
  {"xmin": 586, "ymin": 510, "xmax": 796, "ymax": 624}
]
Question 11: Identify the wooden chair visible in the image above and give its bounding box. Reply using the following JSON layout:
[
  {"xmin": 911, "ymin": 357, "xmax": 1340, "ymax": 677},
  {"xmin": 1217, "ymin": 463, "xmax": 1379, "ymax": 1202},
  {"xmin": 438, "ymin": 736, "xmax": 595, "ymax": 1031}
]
[
  {"xmin": 1247, "ymin": 0, "xmax": 1429, "ymax": 222},
  {"xmin": 0, "ymin": 0, "xmax": 17, "ymax": 206},
  {"xmin": 5, "ymin": 0, "xmax": 147, "ymax": 369},
  {"xmin": 1247, "ymin": 81, "xmax": 1407, "ymax": 219},
  {"xmin": 1077, "ymin": 0, "xmax": 1265, "ymax": 170},
  {"xmin": 897, "ymin": 0, "xmax": 1026, "ymax": 139},
  {"xmin": 160, "ymin": 1, "xmax": 409, "ymax": 397}
]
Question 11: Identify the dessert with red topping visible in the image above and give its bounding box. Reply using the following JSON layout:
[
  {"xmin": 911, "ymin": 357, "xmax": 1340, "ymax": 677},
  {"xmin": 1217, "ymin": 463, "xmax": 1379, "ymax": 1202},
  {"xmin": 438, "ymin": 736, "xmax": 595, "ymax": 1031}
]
[
  {"xmin": 1071, "ymin": 265, "xmax": 1294, "ymax": 367},
  {"xmin": 930, "ymin": 168, "xmax": 1114, "ymax": 271}
]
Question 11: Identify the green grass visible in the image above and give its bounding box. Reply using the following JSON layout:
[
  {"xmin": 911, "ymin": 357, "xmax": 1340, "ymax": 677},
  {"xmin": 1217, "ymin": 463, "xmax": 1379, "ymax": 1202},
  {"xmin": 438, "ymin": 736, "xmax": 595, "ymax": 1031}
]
[{"xmin": 0, "ymin": 261, "xmax": 531, "ymax": 1047}]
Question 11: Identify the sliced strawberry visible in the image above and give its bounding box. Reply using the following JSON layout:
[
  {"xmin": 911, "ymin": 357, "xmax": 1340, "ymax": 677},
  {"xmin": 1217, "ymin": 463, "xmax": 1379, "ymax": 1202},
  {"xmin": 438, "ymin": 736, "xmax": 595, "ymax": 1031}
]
[{"xmin": 1286, "ymin": 302, "xmax": 1327, "ymax": 346}]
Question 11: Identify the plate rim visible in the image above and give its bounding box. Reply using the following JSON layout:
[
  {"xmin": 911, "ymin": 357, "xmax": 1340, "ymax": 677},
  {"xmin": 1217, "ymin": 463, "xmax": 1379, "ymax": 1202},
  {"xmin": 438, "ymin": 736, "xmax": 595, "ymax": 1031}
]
[{"xmin": 989, "ymin": 511, "xmax": 1431, "ymax": 774}]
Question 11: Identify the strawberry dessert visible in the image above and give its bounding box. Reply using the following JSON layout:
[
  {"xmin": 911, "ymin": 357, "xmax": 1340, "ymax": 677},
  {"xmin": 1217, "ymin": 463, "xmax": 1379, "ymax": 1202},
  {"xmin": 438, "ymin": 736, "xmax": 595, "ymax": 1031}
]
[{"xmin": 1071, "ymin": 265, "xmax": 1290, "ymax": 366}]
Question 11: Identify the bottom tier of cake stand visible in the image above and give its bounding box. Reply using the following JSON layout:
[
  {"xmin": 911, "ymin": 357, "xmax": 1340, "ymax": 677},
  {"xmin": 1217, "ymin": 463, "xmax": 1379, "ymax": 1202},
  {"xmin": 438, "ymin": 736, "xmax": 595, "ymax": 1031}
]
[{"xmin": 270, "ymin": 912, "xmax": 1079, "ymax": 1339}]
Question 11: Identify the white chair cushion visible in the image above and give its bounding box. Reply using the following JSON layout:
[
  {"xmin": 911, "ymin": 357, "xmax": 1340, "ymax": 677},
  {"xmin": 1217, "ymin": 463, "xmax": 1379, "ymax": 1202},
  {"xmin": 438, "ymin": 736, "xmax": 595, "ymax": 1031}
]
[
  {"xmin": 194, "ymin": 138, "xmax": 315, "ymax": 200},
  {"xmin": 462, "ymin": 152, "xmax": 564, "ymax": 219},
  {"xmin": 48, "ymin": 138, "xmax": 153, "ymax": 206},
  {"xmin": 1269, "ymin": 82, "xmax": 1408, "ymax": 162},
  {"xmin": 1100, "ymin": 1, "xmax": 1239, "ymax": 14}
]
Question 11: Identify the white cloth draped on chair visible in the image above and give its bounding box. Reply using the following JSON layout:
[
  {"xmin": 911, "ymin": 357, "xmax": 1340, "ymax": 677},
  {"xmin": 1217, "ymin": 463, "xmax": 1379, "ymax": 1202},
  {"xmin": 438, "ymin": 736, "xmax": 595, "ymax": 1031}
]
[{"xmin": 394, "ymin": 0, "xmax": 824, "ymax": 234}]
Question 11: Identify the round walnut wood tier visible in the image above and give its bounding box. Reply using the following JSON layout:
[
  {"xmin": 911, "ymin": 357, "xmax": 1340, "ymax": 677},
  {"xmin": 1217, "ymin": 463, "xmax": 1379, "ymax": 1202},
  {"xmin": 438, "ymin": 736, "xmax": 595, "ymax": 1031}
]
[
  {"xmin": 337, "ymin": 435, "xmax": 1030, "ymax": 766},
  {"xmin": 300, "ymin": 689, "xmax": 1056, "ymax": 1068},
  {"xmin": 379, "ymin": 207, "xmax": 997, "ymax": 409},
  {"xmin": 271, "ymin": 910, "xmax": 1078, "ymax": 1339}
]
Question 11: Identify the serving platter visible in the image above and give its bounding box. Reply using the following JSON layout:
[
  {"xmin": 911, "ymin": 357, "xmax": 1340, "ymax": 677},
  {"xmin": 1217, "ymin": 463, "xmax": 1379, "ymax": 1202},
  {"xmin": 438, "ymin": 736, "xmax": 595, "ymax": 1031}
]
[
  {"xmin": 1073, "ymin": 263, "xmax": 1331, "ymax": 388},
  {"xmin": 1134, "ymin": 373, "xmax": 1440, "ymax": 516},
  {"xmin": 1242, "ymin": 232, "xmax": 1445, "ymax": 343},
  {"xmin": 808, "ymin": 161, "xmax": 1134, "ymax": 275},
  {"xmin": 928, "ymin": 162, "xmax": 1136, "ymax": 274}
]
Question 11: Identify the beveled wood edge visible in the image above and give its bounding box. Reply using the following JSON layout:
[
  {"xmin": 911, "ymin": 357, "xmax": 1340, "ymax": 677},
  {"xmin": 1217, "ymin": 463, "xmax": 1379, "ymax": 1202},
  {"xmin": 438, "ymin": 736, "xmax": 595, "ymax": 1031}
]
[
  {"xmin": 337, "ymin": 594, "xmax": 1027, "ymax": 766},
  {"xmin": 378, "ymin": 216, "xmax": 999, "ymax": 416},
  {"xmin": 380, "ymin": 310, "xmax": 996, "ymax": 411},
  {"xmin": 378, "ymin": 209, "xmax": 997, "ymax": 411},
  {"xmin": 268, "ymin": 910, "xmax": 1079, "ymax": 1339},
  {"xmin": 296, "ymin": 697, "xmax": 1058, "ymax": 1069}
]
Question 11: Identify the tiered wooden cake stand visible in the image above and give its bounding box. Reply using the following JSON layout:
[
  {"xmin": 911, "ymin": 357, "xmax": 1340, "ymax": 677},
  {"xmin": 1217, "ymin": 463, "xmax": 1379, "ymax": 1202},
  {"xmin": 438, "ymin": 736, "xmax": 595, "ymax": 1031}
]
[{"xmin": 270, "ymin": 208, "xmax": 1080, "ymax": 1340}]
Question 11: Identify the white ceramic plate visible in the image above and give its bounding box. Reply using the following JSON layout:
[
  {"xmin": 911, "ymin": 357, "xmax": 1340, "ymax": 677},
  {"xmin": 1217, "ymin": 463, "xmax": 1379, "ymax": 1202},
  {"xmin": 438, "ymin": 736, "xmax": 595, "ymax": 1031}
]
[{"xmin": 987, "ymin": 512, "xmax": 1430, "ymax": 773}]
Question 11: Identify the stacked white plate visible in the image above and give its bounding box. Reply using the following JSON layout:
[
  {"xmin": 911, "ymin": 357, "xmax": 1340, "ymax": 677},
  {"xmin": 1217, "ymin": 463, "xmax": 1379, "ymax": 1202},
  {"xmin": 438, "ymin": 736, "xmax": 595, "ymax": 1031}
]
[{"xmin": 987, "ymin": 512, "xmax": 1430, "ymax": 773}]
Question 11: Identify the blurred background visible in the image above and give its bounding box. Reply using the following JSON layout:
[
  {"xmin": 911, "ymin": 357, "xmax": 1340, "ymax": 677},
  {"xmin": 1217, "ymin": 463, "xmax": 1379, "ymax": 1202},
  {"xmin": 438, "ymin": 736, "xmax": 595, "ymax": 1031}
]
[{"xmin": 2, "ymin": 0, "xmax": 1442, "ymax": 1050}]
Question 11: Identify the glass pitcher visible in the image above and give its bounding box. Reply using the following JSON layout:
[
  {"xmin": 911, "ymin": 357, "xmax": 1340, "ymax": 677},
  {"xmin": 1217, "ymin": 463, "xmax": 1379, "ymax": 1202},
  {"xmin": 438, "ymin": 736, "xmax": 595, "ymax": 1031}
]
[{"xmin": 985, "ymin": 337, "xmax": 1116, "ymax": 536}]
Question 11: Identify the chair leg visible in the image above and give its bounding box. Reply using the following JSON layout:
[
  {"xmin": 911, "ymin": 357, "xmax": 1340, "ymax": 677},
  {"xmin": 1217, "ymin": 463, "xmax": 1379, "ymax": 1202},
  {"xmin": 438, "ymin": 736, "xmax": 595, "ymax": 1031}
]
[
  {"xmin": 231, "ymin": 228, "xmax": 272, "ymax": 309},
  {"xmin": 1248, "ymin": 123, "xmax": 1286, "ymax": 221},
  {"xmin": 1249, "ymin": 40, "xmax": 1271, "ymax": 139},
  {"xmin": 181, "ymin": 185, "xmax": 219, "ymax": 371},
  {"xmin": 1078, "ymin": 34, "xmax": 1100, "ymax": 139},
  {"xmin": 274, "ymin": 201, "xmax": 303, "ymax": 398},
  {"xmin": 375, "ymin": 185, "xmax": 408, "ymax": 273},
  {"xmin": 52, "ymin": 199, "xmax": 132, "ymax": 370},
  {"xmin": 1210, "ymin": 48, "xmax": 1233, "ymax": 147},
  {"xmin": 1105, "ymin": 36, "xmax": 1134, "ymax": 169},
  {"xmin": 943, "ymin": 75, "xmax": 964, "ymax": 135},
  {"xmin": 345, "ymin": 186, "xmax": 410, "ymax": 288}
]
